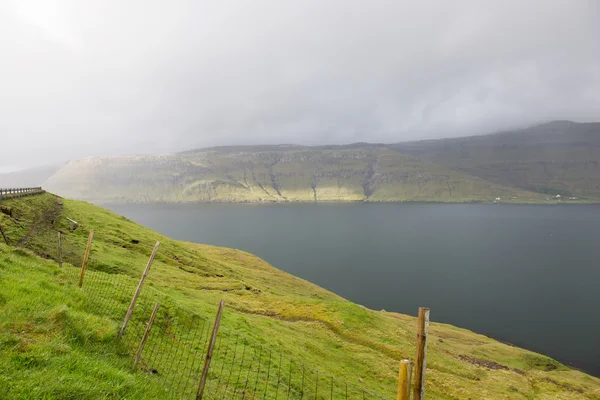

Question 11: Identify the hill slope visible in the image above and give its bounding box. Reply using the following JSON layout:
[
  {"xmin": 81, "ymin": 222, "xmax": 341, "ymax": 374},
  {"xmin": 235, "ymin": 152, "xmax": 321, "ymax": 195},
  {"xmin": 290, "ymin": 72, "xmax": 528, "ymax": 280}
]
[
  {"xmin": 392, "ymin": 121, "xmax": 600, "ymax": 199},
  {"xmin": 1, "ymin": 193, "xmax": 599, "ymax": 399},
  {"xmin": 43, "ymin": 145, "xmax": 542, "ymax": 204},
  {"xmin": 0, "ymin": 244, "xmax": 170, "ymax": 399},
  {"xmin": 0, "ymin": 164, "xmax": 63, "ymax": 188}
]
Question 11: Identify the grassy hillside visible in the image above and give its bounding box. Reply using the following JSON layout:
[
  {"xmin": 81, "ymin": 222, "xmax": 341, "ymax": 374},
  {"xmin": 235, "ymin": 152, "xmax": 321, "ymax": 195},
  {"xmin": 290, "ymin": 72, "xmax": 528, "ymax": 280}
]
[
  {"xmin": 393, "ymin": 121, "xmax": 600, "ymax": 200},
  {"xmin": 43, "ymin": 145, "xmax": 545, "ymax": 204},
  {"xmin": 1, "ymin": 193, "xmax": 599, "ymax": 399},
  {"xmin": 0, "ymin": 244, "xmax": 170, "ymax": 399}
]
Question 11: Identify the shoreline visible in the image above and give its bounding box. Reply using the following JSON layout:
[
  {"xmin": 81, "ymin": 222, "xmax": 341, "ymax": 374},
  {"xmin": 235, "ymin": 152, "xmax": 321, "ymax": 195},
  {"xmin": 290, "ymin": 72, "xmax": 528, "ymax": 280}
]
[{"xmin": 96, "ymin": 198, "xmax": 600, "ymax": 206}]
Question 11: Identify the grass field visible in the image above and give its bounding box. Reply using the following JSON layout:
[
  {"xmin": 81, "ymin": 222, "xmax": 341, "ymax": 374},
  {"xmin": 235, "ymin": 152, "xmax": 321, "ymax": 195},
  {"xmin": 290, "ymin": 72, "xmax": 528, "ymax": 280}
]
[
  {"xmin": 43, "ymin": 146, "xmax": 553, "ymax": 205},
  {"xmin": 1, "ymin": 193, "xmax": 599, "ymax": 399},
  {"xmin": 0, "ymin": 244, "xmax": 171, "ymax": 399}
]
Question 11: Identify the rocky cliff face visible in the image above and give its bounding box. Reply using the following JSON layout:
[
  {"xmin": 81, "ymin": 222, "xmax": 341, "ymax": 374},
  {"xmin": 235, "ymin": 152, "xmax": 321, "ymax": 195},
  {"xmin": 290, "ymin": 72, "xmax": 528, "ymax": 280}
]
[{"xmin": 44, "ymin": 145, "xmax": 540, "ymax": 204}]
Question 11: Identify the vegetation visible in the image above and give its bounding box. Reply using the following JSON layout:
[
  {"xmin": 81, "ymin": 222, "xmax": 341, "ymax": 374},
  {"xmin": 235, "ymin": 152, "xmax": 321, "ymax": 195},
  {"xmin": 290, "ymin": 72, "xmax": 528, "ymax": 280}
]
[
  {"xmin": 43, "ymin": 146, "xmax": 547, "ymax": 204},
  {"xmin": 0, "ymin": 244, "xmax": 170, "ymax": 399},
  {"xmin": 393, "ymin": 121, "xmax": 600, "ymax": 200},
  {"xmin": 3, "ymin": 121, "xmax": 599, "ymax": 204},
  {"xmin": 1, "ymin": 193, "xmax": 599, "ymax": 399}
]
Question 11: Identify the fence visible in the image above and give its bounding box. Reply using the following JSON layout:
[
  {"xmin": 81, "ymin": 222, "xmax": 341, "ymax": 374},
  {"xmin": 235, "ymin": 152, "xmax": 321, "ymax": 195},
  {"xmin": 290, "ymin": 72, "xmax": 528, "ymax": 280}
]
[
  {"xmin": 17, "ymin": 224, "xmax": 430, "ymax": 399},
  {"xmin": 0, "ymin": 187, "xmax": 45, "ymax": 200},
  {"xmin": 200, "ymin": 324, "xmax": 391, "ymax": 399}
]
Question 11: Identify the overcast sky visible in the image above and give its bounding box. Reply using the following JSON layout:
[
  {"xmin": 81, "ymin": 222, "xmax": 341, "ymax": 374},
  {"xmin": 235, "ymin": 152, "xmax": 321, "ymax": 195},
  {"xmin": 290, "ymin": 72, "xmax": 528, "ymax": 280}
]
[{"xmin": 1, "ymin": 0, "xmax": 599, "ymax": 171}]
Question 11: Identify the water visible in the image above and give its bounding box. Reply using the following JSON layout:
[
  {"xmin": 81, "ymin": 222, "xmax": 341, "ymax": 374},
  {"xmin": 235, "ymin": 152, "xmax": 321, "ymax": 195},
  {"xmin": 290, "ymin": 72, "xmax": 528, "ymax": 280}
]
[{"xmin": 107, "ymin": 202, "xmax": 600, "ymax": 377}]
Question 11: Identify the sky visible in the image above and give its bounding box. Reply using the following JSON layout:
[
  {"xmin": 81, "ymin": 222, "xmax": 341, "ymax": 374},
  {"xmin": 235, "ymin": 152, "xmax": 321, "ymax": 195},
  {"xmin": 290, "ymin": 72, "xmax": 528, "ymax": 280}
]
[{"xmin": 1, "ymin": 0, "xmax": 599, "ymax": 171}]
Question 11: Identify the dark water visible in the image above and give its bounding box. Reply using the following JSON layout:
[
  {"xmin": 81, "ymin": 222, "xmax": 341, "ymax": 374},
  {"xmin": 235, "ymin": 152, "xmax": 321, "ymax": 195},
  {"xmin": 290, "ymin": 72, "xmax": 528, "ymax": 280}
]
[{"xmin": 107, "ymin": 203, "xmax": 600, "ymax": 377}]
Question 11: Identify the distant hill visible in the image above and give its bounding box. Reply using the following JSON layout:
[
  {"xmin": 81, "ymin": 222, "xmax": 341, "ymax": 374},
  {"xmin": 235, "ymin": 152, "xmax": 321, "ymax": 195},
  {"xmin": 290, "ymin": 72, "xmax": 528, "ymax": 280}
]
[
  {"xmin": 0, "ymin": 164, "xmax": 63, "ymax": 188},
  {"xmin": 392, "ymin": 121, "xmax": 600, "ymax": 198},
  {"xmin": 42, "ymin": 145, "xmax": 539, "ymax": 204},
  {"xmin": 10, "ymin": 121, "xmax": 600, "ymax": 204}
]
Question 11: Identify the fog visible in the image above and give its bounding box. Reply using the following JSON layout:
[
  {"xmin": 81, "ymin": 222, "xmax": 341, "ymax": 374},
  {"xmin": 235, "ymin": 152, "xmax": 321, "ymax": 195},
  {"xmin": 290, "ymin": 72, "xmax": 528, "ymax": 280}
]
[{"xmin": 1, "ymin": 0, "xmax": 599, "ymax": 170}]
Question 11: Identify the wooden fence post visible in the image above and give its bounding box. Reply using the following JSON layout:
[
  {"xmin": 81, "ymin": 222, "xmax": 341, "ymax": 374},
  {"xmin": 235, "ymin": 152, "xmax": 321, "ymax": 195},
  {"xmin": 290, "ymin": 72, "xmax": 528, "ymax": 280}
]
[
  {"xmin": 118, "ymin": 241, "xmax": 160, "ymax": 339},
  {"xmin": 196, "ymin": 300, "xmax": 225, "ymax": 400},
  {"xmin": 397, "ymin": 359, "xmax": 412, "ymax": 400},
  {"xmin": 57, "ymin": 231, "xmax": 63, "ymax": 268},
  {"xmin": 413, "ymin": 307, "xmax": 430, "ymax": 400},
  {"xmin": 78, "ymin": 230, "xmax": 94, "ymax": 287},
  {"xmin": 133, "ymin": 302, "xmax": 160, "ymax": 369},
  {"xmin": 0, "ymin": 224, "xmax": 9, "ymax": 245}
]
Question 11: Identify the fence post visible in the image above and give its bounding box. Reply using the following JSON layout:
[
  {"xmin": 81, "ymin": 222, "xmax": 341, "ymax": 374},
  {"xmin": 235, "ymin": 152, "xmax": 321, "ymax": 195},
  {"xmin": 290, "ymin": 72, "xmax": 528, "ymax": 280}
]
[
  {"xmin": 133, "ymin": 302, "xmax": 160, "ymax": 369},
  {"xmin": 196, "ymin": 300, "xmax": 225, "ymax": 400},
  {"xmin": 413, "ymin": 307, "xmax": 430, "ymax": 400},
  {"xmin": 118, "ymin": 241, "xmax": 160, "ymax": 339},
  {"xmin": 0, "ymin": 224, "xmax": 9, "ymax": 245},
  {"xmin": 78, "ymin": 230, "xmax": 94, "ymax": 287},
  {"xmin": 397, "ymin": 359, "xmax": 412, "ymax": 400},
  {"xmin": 57, "ymin": 231, "xmax": 63, "ymax": 268}
]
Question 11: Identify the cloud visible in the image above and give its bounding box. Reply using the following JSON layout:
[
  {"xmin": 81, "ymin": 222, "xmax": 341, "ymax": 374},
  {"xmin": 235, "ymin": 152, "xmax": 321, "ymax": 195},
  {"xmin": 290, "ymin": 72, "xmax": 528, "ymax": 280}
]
[{"xmin": 1, "ymin": 0, "xmax": 599, "ymax": 169}]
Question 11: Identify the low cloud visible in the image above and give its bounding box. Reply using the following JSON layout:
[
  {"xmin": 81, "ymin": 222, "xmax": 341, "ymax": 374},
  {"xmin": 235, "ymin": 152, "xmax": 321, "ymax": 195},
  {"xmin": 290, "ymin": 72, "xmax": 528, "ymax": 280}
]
[{"xmin": 1, "ymin": 0, "xmax": 599, "ymax": 169}]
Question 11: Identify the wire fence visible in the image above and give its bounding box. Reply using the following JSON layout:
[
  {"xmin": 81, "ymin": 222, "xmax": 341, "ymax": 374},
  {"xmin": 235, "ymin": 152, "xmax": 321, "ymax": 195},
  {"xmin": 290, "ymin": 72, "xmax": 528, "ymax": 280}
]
[
  {"xmin": 131, "ymin": 294, "xmax": 213, "ymax": 399},
  {"xmin": 202, "ymin": 325, "xmax": 389, "ymax": 400},
  {"xmin": 20, "ymin": 227, "xmax": 395, "ymax": 400},
  {"xmin": 57, "ymin": 255, "xmax": 215, "ymax": 398}
]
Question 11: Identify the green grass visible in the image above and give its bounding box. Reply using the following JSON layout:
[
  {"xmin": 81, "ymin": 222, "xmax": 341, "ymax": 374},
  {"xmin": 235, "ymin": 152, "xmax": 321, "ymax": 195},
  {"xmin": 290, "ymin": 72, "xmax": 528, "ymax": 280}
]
[
  {"xmin": 392, "ymin": 121, "xmax": 600, "ymax": 201},
  {"xmin": 43, "ymin": 146, "xmax": 552, "ymax": 204},
  {"xmin": 1, "ymin": 193, "xmax": 600, "ymax": 399},
  {"xmin": 0, "ymin": 245, "xmax": 170, "ymax": 399}
]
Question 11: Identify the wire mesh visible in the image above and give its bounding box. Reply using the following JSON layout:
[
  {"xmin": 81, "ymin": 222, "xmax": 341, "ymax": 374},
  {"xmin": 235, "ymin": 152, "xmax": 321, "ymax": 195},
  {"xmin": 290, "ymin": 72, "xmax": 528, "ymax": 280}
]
[
  {"xmin": 52, "ymin": 229, "xmax": 391, "ymax": 400},
  {"xmin": 79, "ymin": 264, "xmax": 136, "ymax": 318},
  {"xmin": 49, "ymin": 230, "xmax": 213, "ymax": 398},
  {"xmin": 122, "ymin": 285, "xmax": 213, "ymax": 399},
  {"xmin": 202, "ymin": 325, "xmax": 389, "ymax": 400}
]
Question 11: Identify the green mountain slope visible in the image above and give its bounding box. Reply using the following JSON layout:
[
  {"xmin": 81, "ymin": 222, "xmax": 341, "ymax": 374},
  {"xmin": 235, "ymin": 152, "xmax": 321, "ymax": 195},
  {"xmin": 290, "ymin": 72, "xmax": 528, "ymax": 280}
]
[
  {"xmin": 392, "ymin": 121, "xmax": 600, "ymax": 199},
  {"xmin": 1, "ymin": 193, "xmax": 599, "ymax": 399},
  {"xmin": 43, "ymin": 145, "xmax": 543, "ymax": 204}
]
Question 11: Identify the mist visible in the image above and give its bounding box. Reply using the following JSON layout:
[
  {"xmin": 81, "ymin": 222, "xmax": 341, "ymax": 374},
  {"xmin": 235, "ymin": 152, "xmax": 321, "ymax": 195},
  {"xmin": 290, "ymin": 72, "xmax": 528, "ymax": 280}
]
[{"xmin": 1, "ymin": 0, "xmax": 599, "ymax": 170}]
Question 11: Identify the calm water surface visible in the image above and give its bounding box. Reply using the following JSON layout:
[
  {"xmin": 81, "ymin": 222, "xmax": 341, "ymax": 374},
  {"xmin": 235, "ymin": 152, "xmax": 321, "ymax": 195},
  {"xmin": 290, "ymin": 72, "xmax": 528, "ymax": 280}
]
[{"xmin": 107, "ymin": 203, "xmax": 600, "ymax": 376}]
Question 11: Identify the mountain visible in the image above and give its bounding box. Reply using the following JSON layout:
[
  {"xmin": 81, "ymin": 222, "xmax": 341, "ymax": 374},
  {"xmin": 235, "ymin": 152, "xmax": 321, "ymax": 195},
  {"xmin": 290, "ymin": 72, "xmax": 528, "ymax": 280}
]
[
  {"xmin": 43, "ymin": 145, "xmax": 541, "ymax": 204},
  {"xmin": 8, "ymin": 121, "xmax": 599, "ymax": 203},
  {"xmin": 392, "ymin": 121, "xmax": 600, "ymax": 198},
  {"xmin": 0, "ymin": 164, "xmax": 63, "ymax": 188}
]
